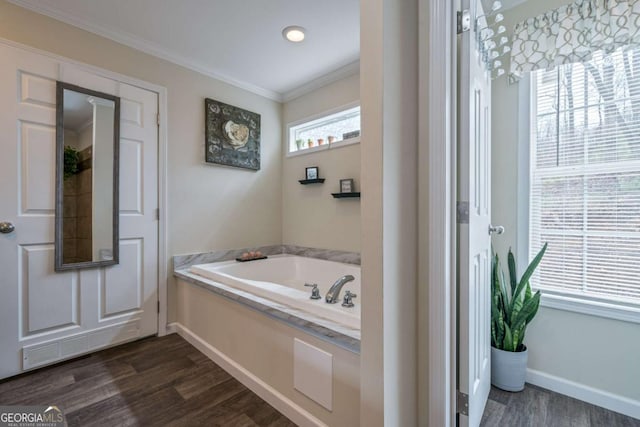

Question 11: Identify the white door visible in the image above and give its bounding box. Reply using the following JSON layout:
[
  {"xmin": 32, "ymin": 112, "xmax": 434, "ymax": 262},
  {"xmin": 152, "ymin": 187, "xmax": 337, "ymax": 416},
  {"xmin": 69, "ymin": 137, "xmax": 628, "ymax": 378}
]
[
  {"xmin": 0, "ymin": 43, "xmax": 159, "ymax": 379},
  {"xmin": 457, "ymin": 0, "xmax": 492, "ymax": 425}
]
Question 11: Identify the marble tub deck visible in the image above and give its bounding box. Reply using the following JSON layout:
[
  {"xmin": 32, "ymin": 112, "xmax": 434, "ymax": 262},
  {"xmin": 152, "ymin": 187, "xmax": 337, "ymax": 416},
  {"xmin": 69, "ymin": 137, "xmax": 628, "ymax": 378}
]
[{"xmin": 173, "ymin": 245, "xmax": 361, "ymax": 354}]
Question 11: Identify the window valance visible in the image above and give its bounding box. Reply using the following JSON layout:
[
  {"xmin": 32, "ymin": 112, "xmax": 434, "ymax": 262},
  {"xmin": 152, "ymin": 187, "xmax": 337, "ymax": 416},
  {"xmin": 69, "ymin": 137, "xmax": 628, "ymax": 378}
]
[{"xmin": 509, "ymin": 0, "xmax": 640, "ymax": 82}]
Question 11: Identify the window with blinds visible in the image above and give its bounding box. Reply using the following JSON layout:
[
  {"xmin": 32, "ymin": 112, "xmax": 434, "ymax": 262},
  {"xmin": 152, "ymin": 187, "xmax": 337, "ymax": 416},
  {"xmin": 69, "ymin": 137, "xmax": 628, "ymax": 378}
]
[{"xmin": 530, "ymin": 47, "xmax": 640, "ymax": 304}]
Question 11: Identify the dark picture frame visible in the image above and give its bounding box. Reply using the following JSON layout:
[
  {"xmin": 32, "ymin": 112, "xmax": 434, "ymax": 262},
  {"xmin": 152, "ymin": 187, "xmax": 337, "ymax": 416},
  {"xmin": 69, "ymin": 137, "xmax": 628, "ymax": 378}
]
[
  {"xmin": 305, "ymin": 166, "xmax": 319, "ymax": 180},
  {"xmin": 340, "ymin": 178, "xmax": 354, "ymax": 193},
  {"xmin": 205, "ymin": 98, "xmax": 261, "ymax": 170},
  {"xmin": 55, "ymin": 81, "xmax": 120, "ymax": 271}
]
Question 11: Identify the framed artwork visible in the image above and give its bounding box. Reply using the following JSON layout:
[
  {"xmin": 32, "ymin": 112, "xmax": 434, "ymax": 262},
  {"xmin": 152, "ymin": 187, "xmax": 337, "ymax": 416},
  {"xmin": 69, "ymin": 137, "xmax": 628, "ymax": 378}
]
[
  {"xmin": 205, "ymin": 98, "xmax": 261, "ymax": 170},
  {"xmin": 305, "ymin": 166, "xmax": 319, "ymax": 180},
  {"xmin": 340, "ymin": 178, "xmax": 354, "ymax": 193}
]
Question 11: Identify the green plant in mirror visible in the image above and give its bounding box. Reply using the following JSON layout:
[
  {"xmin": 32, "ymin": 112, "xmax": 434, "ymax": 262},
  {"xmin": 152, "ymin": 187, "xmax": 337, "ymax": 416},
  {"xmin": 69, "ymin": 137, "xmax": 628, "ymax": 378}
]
[
  {"xmin": 63, "ymin": 146, "xmax": 80, "ymax": 180},
  {"xmin": 491, "ymin": 243, "xmax": 548, "ymax": 352}
]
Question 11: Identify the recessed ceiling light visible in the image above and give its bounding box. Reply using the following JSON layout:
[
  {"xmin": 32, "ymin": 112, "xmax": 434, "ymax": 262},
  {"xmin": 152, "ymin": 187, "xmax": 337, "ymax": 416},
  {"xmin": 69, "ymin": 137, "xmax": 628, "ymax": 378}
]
[{"xmin": 282, "ymin": 26, "xmax": 306, "ymax": 43}]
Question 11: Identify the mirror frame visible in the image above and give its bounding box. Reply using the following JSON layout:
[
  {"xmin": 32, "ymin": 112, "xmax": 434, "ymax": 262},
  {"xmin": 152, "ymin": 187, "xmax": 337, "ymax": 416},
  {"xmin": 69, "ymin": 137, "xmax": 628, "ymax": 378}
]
[{"xmin": 55, "ymin": 81, "xmax": 121, "ymax": 271}]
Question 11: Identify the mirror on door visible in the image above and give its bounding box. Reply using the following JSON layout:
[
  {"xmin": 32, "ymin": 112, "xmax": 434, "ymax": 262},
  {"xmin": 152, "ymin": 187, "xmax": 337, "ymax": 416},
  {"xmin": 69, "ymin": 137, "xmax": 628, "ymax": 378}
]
[{"xmin": 55, "ymin": 82, "xmax": 120, "ymax": 271}]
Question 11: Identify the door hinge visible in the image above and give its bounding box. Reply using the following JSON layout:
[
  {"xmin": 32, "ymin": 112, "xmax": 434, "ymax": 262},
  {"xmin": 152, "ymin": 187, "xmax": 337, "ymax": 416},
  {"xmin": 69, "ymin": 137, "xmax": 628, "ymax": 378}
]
[
  {"xmin": 457, "ymin": 9, "xmax": 471, "ymax": 34},
  {"xmin": 457, "ymin": 201, "xmax": 469, "ymax": 224},
  {"xmin": 157, "ymin": 113, "xmax": 160, "ymax": 126},
  {"xmin": 157, "ymin": 301, "xmax": 160, "ymax": 313},
  {"xmin": 155, "ymin": 208, "xmax": 160, "ymax": 221},
  {"xmin": 457, "ymin": 390, "xmax": 469, "ymax": 416}
]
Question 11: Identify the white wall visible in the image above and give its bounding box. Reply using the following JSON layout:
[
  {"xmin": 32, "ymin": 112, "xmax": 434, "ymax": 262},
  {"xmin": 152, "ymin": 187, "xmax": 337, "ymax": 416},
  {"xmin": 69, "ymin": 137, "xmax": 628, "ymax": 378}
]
[
  {"xmin": 360, "ymin": 0, "xmax": 419, "ymax": 424},
  {"xmin": 0, "ymin": 0, "xmax": 283, "ymax": 323},
  {"xmin": 492, "ymin": 0, "xmax": 640, "ymax": 406},
  {"xmin": 282, "ymin": 74, "xmax": 361, "ymax": 252}
]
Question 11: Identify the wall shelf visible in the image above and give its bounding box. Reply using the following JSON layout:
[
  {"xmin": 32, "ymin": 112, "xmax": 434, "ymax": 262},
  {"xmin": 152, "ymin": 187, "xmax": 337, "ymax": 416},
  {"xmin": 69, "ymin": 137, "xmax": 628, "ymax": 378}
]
[
  {"xmin": 299, "ymin": 178, "xmax": 325, "ymax": 185},
  {"xmin": 331, "ymin": 192, "xmax": 361, "ymax": 199}
]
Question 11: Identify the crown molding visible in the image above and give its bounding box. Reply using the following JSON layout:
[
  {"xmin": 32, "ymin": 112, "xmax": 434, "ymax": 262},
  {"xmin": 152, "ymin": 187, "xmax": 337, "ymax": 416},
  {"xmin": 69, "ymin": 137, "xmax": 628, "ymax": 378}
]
[
  {"xmin": 282, "ymin": 60, "xmax": 360, "ymax": 103},
  {"xmin": 7, "ymin": 0, "xmax": 283, "ymax": 101}
]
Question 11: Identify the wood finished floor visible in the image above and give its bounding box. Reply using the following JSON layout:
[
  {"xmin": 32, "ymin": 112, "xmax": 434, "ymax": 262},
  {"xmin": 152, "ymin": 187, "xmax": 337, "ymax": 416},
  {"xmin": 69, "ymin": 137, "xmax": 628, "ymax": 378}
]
[
  {"xmin": 0, "ymin": 334, "xmax": 296, "ymax": 427},
  {"xmin": 481, "ymin": 384, "xmax": 640, "ymax": 427}
]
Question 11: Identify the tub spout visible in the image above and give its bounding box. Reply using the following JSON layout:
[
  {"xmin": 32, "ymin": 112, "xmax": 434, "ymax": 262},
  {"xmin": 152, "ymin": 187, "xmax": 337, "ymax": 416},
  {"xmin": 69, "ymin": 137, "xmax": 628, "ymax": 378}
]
[{"xmin": 325, "ymin": 275, "xmax": 355, "ymax": 304}]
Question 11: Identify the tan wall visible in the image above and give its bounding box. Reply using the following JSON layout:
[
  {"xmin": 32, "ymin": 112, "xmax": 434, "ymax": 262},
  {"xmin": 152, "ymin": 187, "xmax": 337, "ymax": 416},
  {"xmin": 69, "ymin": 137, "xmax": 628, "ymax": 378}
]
[
  {"xmin": 176, "ymin": 279, "xmax": 360, "ymax": 426},
  {"xmin": 282, "ymin": 74, "xmax": 361, "ymax": 252},
  {"xmin": 492, "ymin": 0, "xmax": 640, "ymax": 402},
  {"xmin": 0, "ymin": 1, "xmax": 283, "ymax": 323}
]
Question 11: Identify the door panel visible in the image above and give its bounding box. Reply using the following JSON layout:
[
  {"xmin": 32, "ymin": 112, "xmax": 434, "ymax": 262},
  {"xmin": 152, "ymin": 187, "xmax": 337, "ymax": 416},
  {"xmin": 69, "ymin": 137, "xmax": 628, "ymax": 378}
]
[
  {"xmin": 458, "ymin": 0, "xmax": 492, "ymax": 425},
  {"xmin": 119, "ymin": 138, "xmax": 143, "ymax": 214},
  {"xmin": 23, "ymin": 245, "xmax": 80, "ymax": 334},
  {"xmin": 0, "ymin": 43, "xmax": 159, "ymax": 379},
  {"xmin": 20, "ymin": 123, "xmax": 57, "ymax": 214},
  {"xmin": 102, "ymin": 239, "xmax": 143, "ymax": 317},
  {"xmin": 20, "ymin": 72, "xmax": 57, "ymax": 107}
]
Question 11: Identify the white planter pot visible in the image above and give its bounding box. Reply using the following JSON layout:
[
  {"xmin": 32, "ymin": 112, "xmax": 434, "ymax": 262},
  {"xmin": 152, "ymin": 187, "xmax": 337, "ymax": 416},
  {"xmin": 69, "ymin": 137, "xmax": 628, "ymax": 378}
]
[{"xmin": 491, "ymin": 346, "xmax": 528, "ymax": 392}]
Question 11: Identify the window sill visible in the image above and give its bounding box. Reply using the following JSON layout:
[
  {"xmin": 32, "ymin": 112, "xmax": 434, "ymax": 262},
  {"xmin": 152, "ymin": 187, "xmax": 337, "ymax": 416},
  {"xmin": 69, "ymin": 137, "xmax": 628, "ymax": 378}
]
[
  {"xmin": 539, "ymin": 291, "xmax": 640, "ymax": 324},
  {"xmin": 286, "ymin": 137, "xmax": 360, "ymax": 158}
]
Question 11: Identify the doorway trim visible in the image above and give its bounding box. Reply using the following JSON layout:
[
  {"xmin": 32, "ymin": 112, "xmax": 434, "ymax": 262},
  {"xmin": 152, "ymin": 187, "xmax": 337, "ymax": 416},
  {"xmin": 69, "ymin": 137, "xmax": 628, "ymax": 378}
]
[
  {"xmin": 421, "ymin": 0, "xmax": 457, "ymax": 425},
  {"xmin": 0, "ymin": 37, "xmax": 170, "ymax": 336}
]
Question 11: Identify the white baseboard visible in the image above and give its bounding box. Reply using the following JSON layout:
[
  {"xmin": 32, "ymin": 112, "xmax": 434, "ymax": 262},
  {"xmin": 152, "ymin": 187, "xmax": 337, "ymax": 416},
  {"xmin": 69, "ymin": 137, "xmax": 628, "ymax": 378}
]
[
  {"xmin": 169, "ymin": 322, "xmax": 327, "ymax": 427},
  {"xmin": 165, "ymin": 322, "xmax": 178, "ymax": 335},
  {"xmin": 527, "ymin": 368, "xmax": 640, "ymax": 420}
]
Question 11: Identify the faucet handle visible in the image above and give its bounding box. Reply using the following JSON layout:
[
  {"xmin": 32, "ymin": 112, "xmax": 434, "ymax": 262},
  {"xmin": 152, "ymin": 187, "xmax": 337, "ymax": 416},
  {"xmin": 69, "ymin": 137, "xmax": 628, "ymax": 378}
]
[
  {"xmin": 304, "ymin": 283, "xmax": 322, "ymax": 300},
  {"xmin": 341, "ymin": 290, "xmax": 357, "ymax": 308}
]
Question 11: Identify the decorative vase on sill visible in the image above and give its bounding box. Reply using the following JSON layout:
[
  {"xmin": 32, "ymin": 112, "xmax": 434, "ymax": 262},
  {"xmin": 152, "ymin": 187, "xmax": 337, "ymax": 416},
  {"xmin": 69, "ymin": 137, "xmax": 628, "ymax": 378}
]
[
  {"xmin": 295, "ymin": 139, "xmax": 304, "ymax": 150},
  {"xmin": 318, "ymin": 138, "xmax": 325, "ymax": 145},
  {"xmin": 307, "ymin": 139, "xmax": 313, "ymax": 148},
  {"xmin": 328, "ymin": 136, "xmax": 336, "ymax": 144},
  {"xmin": 490, "ymin": 243, "xmax": 547, "ymax": 392}
]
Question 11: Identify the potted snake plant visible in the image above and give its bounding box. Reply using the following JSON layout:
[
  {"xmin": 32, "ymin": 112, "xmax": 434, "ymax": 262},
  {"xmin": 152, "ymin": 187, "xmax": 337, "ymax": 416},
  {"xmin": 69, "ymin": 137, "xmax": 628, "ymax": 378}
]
[{"xmin": 491, "ymin": 243, "xmax": 547, "ymax": 392}]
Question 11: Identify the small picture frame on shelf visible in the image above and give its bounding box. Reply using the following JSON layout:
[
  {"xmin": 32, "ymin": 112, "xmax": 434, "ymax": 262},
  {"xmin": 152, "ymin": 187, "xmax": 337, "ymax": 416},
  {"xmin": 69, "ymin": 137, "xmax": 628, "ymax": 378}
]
[
  {"xmin": 340, "ymin": 178, "xmax": 354, "ymax": 193},
  {"xmin": 305, "ymin": 166, "xmax": 319, "ymax": 180}
]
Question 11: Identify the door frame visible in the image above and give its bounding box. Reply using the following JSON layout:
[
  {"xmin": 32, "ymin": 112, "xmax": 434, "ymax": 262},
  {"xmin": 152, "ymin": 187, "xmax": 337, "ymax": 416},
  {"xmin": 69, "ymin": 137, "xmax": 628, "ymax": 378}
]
[
  {"xmin": 0, "ymin": 37, "xmax": 170, "ymax": 337},
  {"xmin": 422, "ymin": 0, "xmax": 458, "ymax": 425}
]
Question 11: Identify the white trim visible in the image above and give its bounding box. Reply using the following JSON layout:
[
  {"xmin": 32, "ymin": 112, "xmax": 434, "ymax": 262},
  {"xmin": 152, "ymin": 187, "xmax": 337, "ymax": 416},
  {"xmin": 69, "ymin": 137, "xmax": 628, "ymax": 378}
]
[
  {"xmin": 282, "ymin": 61, "xmax": 360, "ymax": 103},
  {"xmin": 526, "ymin": 368, "xmax": 640, "ymax": 420},
  {"xmin": 170, "ymin": 322, "xmax": 327, "ymax": 427},
  {"xmin": 516, "ymin": 74, "xmax": 531, "ymax": 274},
  {"xmin": 285, "ymin": 138, "xmax": 360, "ymax": 158},
  {"xmin": 157, "ymin": 87, "xmax": 169, "ymax": 337},
  {"xmin": 165, "ymin": 322, "xmax": 178, "ymax": 335},
  {"xmin": 0, "ymin": 36, "xmax": 170, "ymax": 338},
  {"xmin": 540, "ymin": 292, "xmax": 640, "ymax": 324},
  {"xmin": 6, "ymin": 0, "xmax": 282, "ymax": 101},
  {"xmin": 424, "ymin": 0, "xmax": 456, "ymax": 426}
]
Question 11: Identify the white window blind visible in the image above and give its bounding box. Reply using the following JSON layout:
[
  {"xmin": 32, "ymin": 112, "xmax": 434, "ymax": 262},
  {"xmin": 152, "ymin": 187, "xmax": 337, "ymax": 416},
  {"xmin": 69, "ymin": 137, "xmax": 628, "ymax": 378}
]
[{"xmin": 530, "ymin": 47, "xmax": 640, "ymax": 304}]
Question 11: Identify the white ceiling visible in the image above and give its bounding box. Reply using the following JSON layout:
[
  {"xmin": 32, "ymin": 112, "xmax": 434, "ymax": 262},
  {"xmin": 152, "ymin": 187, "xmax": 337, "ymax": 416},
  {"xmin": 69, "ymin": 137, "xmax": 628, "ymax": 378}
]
[{"xmin": 9, "ymin": 0, "xmax": 360, "ymax": 101}]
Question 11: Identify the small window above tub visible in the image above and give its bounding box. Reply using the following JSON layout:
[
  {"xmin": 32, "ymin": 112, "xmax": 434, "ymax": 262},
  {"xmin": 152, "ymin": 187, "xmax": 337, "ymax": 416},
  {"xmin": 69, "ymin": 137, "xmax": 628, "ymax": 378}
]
[{"xmin": 287, "ymin": 104, "xmax": 360, "ymax": 157}]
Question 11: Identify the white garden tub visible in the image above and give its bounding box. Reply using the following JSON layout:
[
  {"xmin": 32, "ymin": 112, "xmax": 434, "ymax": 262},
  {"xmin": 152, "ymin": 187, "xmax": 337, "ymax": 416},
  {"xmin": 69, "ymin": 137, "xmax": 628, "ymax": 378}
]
[{"xmin": 189, "ymin": 254, "xmax": 361, "ymax": 329}]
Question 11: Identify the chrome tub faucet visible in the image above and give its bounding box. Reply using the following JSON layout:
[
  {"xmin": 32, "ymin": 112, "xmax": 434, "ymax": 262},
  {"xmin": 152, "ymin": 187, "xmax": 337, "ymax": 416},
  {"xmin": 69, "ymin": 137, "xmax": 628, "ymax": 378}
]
[{"xmin": 325, "ymin": 275, "xmax": 355, "ymax": 304}]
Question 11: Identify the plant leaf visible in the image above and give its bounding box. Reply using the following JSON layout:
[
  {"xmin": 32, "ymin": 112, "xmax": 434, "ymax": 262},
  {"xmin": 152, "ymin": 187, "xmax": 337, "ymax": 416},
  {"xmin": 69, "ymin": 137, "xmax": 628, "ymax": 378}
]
[
  {"xmin": 524, "ymin": 290, "xmax": 541, "ymax": 324},
  {"xmin": 499, "ymin": 268, "xmax": 511, "ymax": 325},
  {"xmin": 512, "ymin": 320, "xmax": 527, "ymax": 351},
  {"xmin": 512, "ymin": 291, "xmax": 541, "ymax": 329},
  {"xmin": 507, "ymin": 248, "xmax": 518, "ymax": 294},
  {"xmin": 518, "ymin": 243, "xmax": 548, "ymax": 291},
  {"xmin": 504, "ymin": 323, "xmax": 514, "ymax": 352}
]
